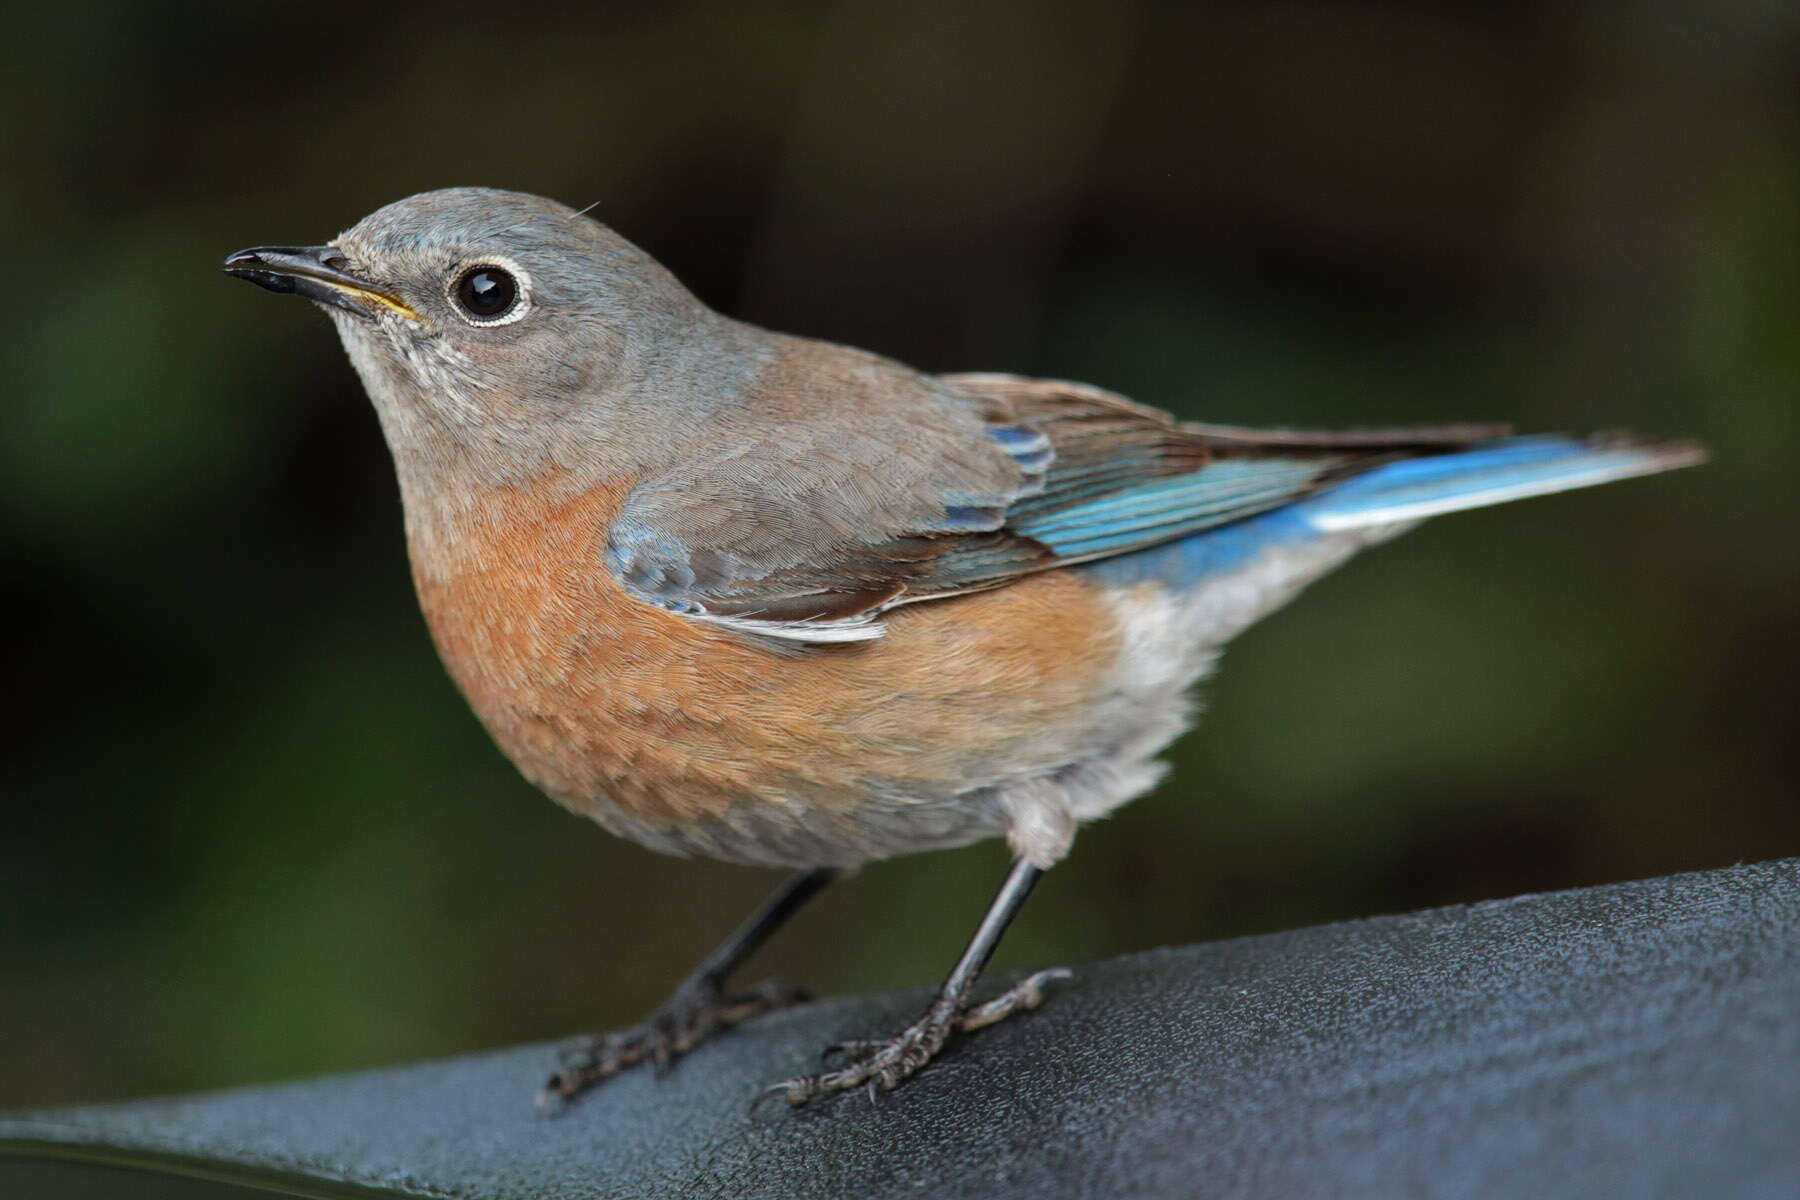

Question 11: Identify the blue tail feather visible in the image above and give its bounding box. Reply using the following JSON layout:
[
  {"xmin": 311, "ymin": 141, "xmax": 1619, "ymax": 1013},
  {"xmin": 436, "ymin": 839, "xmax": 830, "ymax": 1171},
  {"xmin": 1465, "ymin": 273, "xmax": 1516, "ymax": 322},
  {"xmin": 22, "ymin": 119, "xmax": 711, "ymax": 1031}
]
[
  {"xmin": 1299, "ymin": 436, "xmax": 1700, "ymax": 532},
  {"xmin": 1081, "ymin": 435, "xmax": 1701, "ymax": 591}
]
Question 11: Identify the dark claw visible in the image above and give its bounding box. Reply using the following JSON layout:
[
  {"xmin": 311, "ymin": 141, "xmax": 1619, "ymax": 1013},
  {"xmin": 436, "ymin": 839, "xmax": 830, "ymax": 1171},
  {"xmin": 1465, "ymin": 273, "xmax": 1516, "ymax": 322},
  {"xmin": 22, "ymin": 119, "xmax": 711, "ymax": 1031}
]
[
  {"xmin": 749, "ymin": 1080, "xmax": 804, "ymax": 1113},
  {"xmin": 556, "ymin": 1032, "xmax": 616, "ymax": 1067},
  {"xmin": 553, "ymin": 976, "xmax": 809, "ymax": 1105},
  {"xmin": 820, "ymin": 1038, "xmax": 883, "ymax": 1064},
  {"xmin": 762, "ymin": 968, "xmax": 1072, "ymax": 1108}
]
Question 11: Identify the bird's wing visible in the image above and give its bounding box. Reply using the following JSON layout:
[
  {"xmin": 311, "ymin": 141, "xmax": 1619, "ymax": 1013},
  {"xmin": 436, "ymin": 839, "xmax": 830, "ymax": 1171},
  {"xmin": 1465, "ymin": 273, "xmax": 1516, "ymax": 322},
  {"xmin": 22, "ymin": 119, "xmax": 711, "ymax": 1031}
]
[{"xmin": 606, "ymin": 369, "xmax": 1507, "ymax": 644}]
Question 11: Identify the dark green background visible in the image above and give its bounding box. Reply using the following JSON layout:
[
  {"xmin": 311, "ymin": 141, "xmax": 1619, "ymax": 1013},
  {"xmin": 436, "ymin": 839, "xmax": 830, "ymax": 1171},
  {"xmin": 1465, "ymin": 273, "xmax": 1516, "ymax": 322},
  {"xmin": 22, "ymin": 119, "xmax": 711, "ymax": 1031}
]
[{"xmin": 4, "ymin": 2, "xmax": 1794, "ymax": 1112}]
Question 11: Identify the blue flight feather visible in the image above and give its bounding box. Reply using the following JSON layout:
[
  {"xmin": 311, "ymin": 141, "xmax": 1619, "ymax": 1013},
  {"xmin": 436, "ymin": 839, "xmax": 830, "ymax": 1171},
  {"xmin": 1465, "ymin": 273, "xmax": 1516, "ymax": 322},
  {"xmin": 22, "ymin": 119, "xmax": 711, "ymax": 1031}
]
[
  {"xmin": 1081, "ymin": 436, "xmax": 1699, "ymax": 591},
  {"xmin": 1298, "ymin": 437, "xmax": 1695, "ymax": 531},
  {"xmin": 1015, "ymin": 459, "xmax": 1334, "ymax": 556}
]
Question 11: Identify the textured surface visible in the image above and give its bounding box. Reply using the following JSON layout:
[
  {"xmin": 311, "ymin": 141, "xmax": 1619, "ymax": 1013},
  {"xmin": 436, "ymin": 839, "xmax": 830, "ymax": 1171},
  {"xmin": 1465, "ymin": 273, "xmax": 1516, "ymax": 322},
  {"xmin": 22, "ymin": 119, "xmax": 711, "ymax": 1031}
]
[{"xmin": 4, "ymin": 859, "xmax": 1797, "ymax": 1199}]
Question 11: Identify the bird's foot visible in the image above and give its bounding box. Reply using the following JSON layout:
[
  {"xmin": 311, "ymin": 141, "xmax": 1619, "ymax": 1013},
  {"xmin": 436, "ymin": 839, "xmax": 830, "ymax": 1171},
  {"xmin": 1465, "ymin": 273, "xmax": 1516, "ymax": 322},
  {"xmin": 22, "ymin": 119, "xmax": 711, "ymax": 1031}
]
[
  {"xmin": 760, "ymin": 967, "xmax": 1071, "ymax": 1108},
  {"xmin": 542, "ymin": 976, "xmax": 808, "ymax": 1106}
]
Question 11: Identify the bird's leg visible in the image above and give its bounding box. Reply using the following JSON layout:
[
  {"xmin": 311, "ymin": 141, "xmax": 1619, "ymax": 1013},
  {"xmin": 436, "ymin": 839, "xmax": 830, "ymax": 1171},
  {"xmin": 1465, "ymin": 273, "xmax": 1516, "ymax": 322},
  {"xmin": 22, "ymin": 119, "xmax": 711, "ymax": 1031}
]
[
  {"xmin": 542, "ymin": 867, "xmax": 835, "ymax": 1105},
  {"xmin": 762, "ymin": 857, "xmax": 1069, "ymax": 1107}
]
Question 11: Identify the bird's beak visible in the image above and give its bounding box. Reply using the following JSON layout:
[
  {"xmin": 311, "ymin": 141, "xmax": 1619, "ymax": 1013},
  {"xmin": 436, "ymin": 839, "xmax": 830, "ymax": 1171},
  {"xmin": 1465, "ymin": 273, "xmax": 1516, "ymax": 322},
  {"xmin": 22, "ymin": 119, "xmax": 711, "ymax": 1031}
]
[{"xmin": 222, "ymin": 245, "xmax": 419, "ymax": 322}]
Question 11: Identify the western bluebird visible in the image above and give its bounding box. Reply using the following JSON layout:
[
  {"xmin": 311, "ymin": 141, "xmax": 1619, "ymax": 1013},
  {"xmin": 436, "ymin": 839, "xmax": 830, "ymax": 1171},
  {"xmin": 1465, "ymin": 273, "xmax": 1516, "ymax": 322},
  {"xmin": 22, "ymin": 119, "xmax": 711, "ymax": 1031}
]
[{"xmin": 224, "ymin": 188, "xmax": 1702, "ymax": 1107}]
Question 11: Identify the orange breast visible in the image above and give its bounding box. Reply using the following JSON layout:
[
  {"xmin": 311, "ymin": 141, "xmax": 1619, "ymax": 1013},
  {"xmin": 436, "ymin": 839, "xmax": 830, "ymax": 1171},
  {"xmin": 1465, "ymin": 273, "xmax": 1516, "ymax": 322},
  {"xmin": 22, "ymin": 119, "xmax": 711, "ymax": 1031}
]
[{"xmin": 409, "ymin": 478, "xmax": 1122, "ymax": 863}]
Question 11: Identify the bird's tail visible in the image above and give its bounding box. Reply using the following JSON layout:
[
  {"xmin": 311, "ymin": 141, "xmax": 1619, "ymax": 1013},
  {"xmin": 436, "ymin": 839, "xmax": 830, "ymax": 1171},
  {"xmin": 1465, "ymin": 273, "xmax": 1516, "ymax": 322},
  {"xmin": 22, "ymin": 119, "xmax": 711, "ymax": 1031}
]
[
  {"xmin": 1079, "ymin": 432, "xmax": 1703, "ymax": 600},
  {"xmin": 1294, "ymin": 435, "xmax": 1705, "ymax": 533}
]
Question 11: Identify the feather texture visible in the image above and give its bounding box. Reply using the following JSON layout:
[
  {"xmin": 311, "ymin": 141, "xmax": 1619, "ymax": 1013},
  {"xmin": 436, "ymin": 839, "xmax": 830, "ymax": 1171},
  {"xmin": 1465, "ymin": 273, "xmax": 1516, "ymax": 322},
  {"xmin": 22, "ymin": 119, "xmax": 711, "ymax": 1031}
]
[{"xmin": 604, "ymin": 359, "xmax": 1693, "ymax": 642}]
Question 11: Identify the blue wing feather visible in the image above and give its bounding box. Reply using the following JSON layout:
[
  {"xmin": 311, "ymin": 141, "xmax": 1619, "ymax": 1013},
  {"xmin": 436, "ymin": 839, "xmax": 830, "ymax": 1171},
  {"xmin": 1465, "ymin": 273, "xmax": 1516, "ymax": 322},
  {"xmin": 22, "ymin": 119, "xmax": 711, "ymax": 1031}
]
[
  {"xmin": 609, "ymin": 351, "xmax": 1699, "ymax": 643},
  {"xmin": 1016, "ymin": 459, "xmax": 1340, "ymax": 557}
]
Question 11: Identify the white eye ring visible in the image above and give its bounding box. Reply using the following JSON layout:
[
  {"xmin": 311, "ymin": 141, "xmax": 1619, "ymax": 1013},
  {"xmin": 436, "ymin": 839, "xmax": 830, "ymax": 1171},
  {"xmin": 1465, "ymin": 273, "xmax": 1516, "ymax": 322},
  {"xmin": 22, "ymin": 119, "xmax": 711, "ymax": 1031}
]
[{"xmin": 447, "ymin": 254, "xmax": 532, "ymax": 326}]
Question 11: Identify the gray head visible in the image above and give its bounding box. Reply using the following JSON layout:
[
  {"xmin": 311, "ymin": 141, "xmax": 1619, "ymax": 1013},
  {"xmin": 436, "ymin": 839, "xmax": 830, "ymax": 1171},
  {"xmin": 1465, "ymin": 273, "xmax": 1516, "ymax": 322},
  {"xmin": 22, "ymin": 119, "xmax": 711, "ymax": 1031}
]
[{"xmin": 225, "ymin": 188, "xmax": 747, "ymax": 496}]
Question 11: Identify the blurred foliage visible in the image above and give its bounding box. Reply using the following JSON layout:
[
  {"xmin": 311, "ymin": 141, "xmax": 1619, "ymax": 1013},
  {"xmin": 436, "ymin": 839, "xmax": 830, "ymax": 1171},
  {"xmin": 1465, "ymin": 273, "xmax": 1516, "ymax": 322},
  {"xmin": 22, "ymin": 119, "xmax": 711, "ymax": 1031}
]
[{"xmin": 3, "ymin": 0, "xmax": 1796, "ymax": 1113}]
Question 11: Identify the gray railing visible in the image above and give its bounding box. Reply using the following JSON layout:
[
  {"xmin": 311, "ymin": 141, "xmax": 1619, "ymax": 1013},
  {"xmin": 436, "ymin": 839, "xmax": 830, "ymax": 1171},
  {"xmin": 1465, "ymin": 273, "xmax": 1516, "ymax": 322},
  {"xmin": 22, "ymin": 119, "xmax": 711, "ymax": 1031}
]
[{"xmin": 5, "ymin": 858, "xmax": 1796, "ymax": 1199}]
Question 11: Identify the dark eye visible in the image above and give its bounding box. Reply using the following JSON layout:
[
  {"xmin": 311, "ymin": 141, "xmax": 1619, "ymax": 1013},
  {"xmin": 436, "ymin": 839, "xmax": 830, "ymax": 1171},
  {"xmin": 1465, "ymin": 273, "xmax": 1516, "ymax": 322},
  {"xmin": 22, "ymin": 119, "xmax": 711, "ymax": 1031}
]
[{"xmin": 452, "ymin": 264, "xmax": 519, "ymax": 320}]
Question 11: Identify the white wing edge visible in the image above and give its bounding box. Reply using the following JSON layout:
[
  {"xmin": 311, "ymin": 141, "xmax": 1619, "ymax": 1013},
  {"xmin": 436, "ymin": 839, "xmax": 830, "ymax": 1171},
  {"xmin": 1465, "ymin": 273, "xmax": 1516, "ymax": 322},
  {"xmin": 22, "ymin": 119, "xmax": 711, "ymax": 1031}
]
[{"xmin": 686, "ymin": 609, "xmax": 888, "ymax": 643}]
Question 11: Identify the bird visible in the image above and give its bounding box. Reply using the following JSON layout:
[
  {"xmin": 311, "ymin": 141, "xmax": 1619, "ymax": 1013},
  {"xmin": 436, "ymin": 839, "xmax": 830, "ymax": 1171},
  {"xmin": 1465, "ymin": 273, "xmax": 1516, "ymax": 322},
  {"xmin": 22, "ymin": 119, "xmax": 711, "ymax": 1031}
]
[{"xmin": 223, "ymin": 187, "xmax": 1703, "ymax": 1108}]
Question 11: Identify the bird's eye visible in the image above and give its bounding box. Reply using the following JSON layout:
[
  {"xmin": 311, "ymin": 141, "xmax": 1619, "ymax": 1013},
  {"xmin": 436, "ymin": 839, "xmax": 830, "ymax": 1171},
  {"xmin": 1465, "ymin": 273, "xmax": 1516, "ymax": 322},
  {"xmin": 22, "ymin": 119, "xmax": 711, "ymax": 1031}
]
[{"xmin": 451, "ymin": 264, "xmax": 521, "ymax": 322}]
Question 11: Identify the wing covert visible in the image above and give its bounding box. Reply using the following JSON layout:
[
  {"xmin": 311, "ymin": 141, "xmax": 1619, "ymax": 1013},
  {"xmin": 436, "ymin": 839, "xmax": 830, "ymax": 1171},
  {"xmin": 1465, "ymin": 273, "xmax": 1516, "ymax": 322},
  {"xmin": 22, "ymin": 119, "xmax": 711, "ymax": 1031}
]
[{"xmin": 604, "ymin": 365, "xmax": 1505, "ymax": 643}]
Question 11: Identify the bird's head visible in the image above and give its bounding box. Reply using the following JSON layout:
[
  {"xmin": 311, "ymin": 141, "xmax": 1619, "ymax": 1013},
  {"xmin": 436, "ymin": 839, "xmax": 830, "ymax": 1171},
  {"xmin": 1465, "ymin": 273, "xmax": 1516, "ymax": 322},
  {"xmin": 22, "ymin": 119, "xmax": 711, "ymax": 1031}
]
[{"xmin": 225, "ymin": 187, "xmax": 736, "ymax": 491}]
